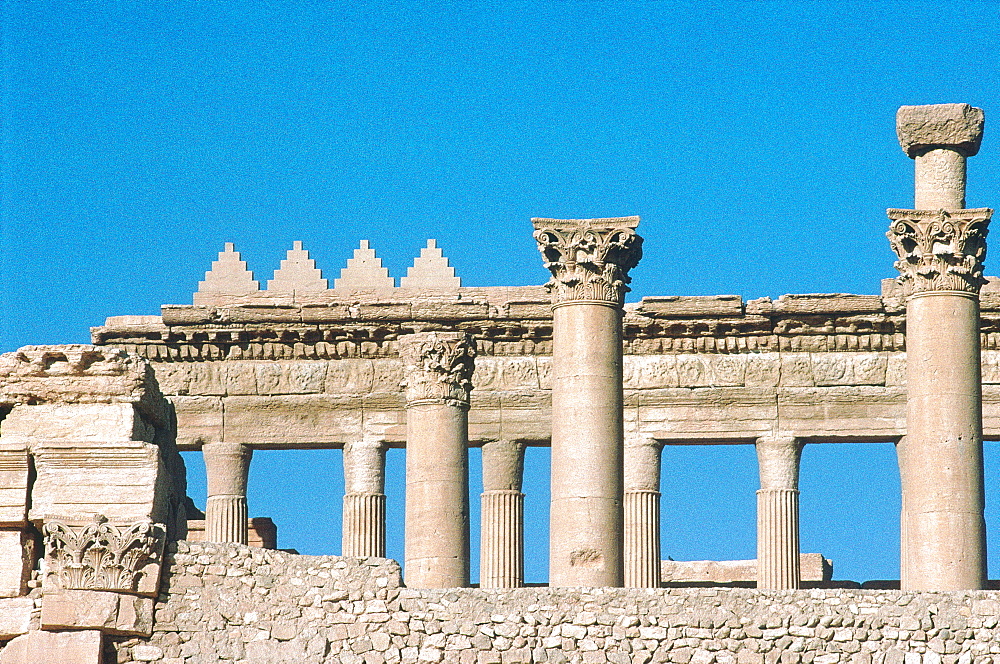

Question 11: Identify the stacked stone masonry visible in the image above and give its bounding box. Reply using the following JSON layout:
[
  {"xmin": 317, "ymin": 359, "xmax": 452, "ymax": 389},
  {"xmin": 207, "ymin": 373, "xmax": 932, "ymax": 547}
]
[{"xmin": 87, "ymin": 542, "xmax": 1000, "ymax": 664}]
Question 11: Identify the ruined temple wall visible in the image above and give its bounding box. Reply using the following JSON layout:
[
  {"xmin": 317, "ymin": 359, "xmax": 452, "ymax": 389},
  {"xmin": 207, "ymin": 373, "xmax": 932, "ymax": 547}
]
[{"xmin": 100, "ymin": 542, "xmax": 1000, "ymax": 664}]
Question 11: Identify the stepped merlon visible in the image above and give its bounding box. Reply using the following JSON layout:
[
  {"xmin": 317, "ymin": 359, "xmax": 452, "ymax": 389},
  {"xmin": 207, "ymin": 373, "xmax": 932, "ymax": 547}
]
[
  {"xmin": 194, "ymin": 242, "xmax": 260, "ymax": 305},
  {"xmin": 266, "ymin": 241, "xmax": 328, "ymax": 292},
  {"xmin": 333, "ymin": 240, "xmax": 395, "ymax": 291},
  {"xmin": 400, "ymin": 239, "xmax": 461, "ymax": 290}
]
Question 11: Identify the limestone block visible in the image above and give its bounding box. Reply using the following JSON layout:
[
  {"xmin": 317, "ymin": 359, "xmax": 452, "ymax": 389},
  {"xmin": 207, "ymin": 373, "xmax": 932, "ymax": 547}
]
[
  {"xmin": 149, "ymin": 362, "xmax": 194, "ymax": 395},
  {"xmin": 0, "ymin": 598, "xmax": 33, "ymax": 638},
  {"xmin": 773, "ymin": 293, "xmax": 884, "ymax": 314},
  {"xmin": 779, "ymin": 354, "xmax": 814, "ymax": 386},
  {"xmin": 624, "ymin": 355, "xmax": 679, "ymax": 389},
  {"xmin": 183, "ymin": 362, "xmax": 229, "ymax": 396},
  {"xmin": 41, "ymin": 589, "xmax": 154, "ymax": 636},
  {"xmin": 359, "ymin": 405, "xmax": 406, "ymax": 445},
  {"xmin": 0, "ymin": 403, "xmax": 152, "ymax": 445},
  {"xmin": 660, "ymin": 553, "xmax": 830, "ymax": 583},
  {"xmin": 0, "ymin": 629, "xmax": 103, "ymax": 664},
  {"xmin": 0, "ymin": 345, "xmax": 158, "ymax": 410},
  {"xmin": 776, "ymin": 387, "xmax": 905, "ymax": 439},
  {"xmin": 672, "ymin": 355, "xmax": 746, "ymax": 387},
  {"xmin": 497, "ymin": 392, "xmax": 551, "ymax": 443},
  {"xmin": 811, "ymin": 353, "xmax": 888, "ymax": 387},
  {"xmin": 358, "ymin": 302, "xmax": 412, "ymax": 320},
  {"xmin": 29, "ymin": 441, "xmax": 164, "ymax": 522},
  {"xmin": 325, "ymin": 359, "xmax": 375, "ymax": 394},
  {"xmin": 885, "ymin": 353, "xmax": 907, "ymax": 387},
  {"xmin": 0, "ymin": 530, "xmax": 32, "ymax": 597},
  {"xmin": 254, "ymin": 361, "xmax": 327, "ymax": 395},
  {"xmin": 411, "ymin": 300, "xmax": 489, "ymax": 320},
  {"xmin": 635, "ymin": 295, "xmax": 743, "ymax": 318},
  {"xmin": 983, "ymin": 351, "xmax": 1000, "ymax": 384},
  {"xmin": 0, "ymin": 449, "xmax": 29, "ymax": 526},
  {"xmin": 896, "ymin": 103, "xmax": 984, "ymax": 157},
  {"xmin": 745, "ymin": 354, "xmax": 781, "ymax": 387},
  {"xmin": 223, "ymin": 395, "xmax": 363, "ymax": 447},
  {"xmin": 981, "ymin": 385, "xmax": 1000, "ymax": 439},
  {"xmin": 186, "ymin": 517, "xmax": 277, "ymax": 548},
  {"xmin": 535, "ymin": 357, "xmax": 552, "ymax": 390},
  {"xmin": 299, "ymin": 303, "xmax": 354, "ymax": 322},
  {"xmin": 638, "ymin": 388, "xmax": 776, "ymax": 441},
  {"xmin": 169, "ymin": 396, "xmax": 223, "ymax": 449},
  {"xmin": 370, "ymin": 359, "xmax": 404, "ymax": 392}
]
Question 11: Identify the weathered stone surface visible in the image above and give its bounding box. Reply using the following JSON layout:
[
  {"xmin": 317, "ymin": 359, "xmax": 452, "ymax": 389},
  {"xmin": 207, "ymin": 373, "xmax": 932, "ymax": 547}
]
[
  {"xmin": 0, "ymin": 629, "xmax": 103, "ymax": 664},
  {"xmin": 661, "ymin": 553, "xmax": 830, "ymax": 583},
  {"xmin": 98, "ymin": 542, "xmax": 1000, "ymax": 664},
  {"xmin": 896, "ymin": 103, "xmax": 984, "ymax": 157},
  {"xmin": 41, "ymin": 589, "xmax": 154, "ymax": 636},
  {"xmin": 0, "ymin": 598, "xmax": 32, "ymax": 639}
]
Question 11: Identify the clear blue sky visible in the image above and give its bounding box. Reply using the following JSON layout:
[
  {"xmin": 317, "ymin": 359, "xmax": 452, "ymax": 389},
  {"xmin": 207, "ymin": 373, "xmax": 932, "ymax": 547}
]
[{"xmin": 3, "ymin": 2, "xmax": 1000, "ymax": 584}]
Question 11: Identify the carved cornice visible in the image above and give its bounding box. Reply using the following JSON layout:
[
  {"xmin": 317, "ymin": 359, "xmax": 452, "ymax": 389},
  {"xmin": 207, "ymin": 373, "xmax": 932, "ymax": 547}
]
[
  {"xmin": 42, "ymin": 515, "xmax": 166, "ymax": 594},
  {"xmin": 532, "ymin": 217, "xmax": 643, "ymax": 306},
  {"xmin": 398, "ymin": 332, "xmax": 476, "ymax": 407},
  {"xmin": 887, "ymin": 208, "xmax": 993, "ymax": 296}
]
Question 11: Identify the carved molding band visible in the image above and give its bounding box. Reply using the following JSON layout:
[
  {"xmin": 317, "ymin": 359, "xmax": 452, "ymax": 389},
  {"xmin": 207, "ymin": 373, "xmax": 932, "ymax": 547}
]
[
  {"xmin": 42, "ymin": 515, "xmax": 166, "ymax": 593},
  {"xmin": 532, "ymin": 217, "xmax": 643, "ymax": 306},
  {"xmin": 887, "ymin": 208, "xmax": 993, "ymax": 296},
  {"xmin": 398, "ymin": 331, "xmax": 476, "ymax": 407}
]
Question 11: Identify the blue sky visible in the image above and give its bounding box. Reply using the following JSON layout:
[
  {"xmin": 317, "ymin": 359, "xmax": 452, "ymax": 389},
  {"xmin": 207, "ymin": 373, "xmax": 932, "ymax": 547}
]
[{"xmin": 3, "ymin": 2, "xmax": 1000, "ymax": 583}]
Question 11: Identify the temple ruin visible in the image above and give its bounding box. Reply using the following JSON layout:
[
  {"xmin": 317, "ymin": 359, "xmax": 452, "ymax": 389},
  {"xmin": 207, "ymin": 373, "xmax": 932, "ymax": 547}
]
[{"xmin": 0, "ymin": 104, "xmax": 998, "ymax": 663}]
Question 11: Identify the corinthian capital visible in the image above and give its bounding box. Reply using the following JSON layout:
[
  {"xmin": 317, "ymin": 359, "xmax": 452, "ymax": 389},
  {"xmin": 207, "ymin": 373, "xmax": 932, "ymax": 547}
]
[
  {"xmin": 398, "ymin": 331, "xmax": 476, "ymax": 407},
  {"xmin": 886, "ymin": 208, "xmax": 993, "ymax": 295},
  {"xmin": 532, "ymin": 217, "xmax": 643, "ymax": 306}
]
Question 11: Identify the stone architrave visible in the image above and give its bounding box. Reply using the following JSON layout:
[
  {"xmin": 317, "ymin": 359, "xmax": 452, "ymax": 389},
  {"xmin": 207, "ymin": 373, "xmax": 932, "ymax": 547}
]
[
  {"xmin": 888, "ymin": 103, "xmax": 992, "ymax": 591},
  {"xmin": 342, "ymin": 440, "xmax": 387, "ymax": 558},
  {"xmin": 624, "ymin": 435, "xmax": 662, "ymax": 588},
  {"xmin": 533, "ymin": 216, "xmax": 643, "ymax": 587},
  {"xmin": 755, "ymin": 435, "xmax": 803, "ymax": 590},
  {"xmin": 399, "ymin": 331, "xmax": 475, "ymax": 588},
  {"xmin": 202, "ymin": 442, "xmax": 253, "ymax": 545},
  {"xmin": 480, "ymin": 439, "xmax": 525, "ymax": 589}
]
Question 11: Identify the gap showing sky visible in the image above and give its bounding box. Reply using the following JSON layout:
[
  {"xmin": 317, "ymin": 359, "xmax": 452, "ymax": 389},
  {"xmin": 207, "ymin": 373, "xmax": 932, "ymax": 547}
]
[{"xmin": 4, "ymin": 1, "xmax": 1000, "ymax": 583}]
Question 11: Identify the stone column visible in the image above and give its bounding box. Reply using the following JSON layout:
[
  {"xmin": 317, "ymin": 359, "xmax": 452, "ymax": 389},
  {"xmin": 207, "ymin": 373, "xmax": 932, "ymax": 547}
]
[
  {"xmin": 480, "ymin": 439, "xmax": 525, "ymax": 588},
  {"xmin": 888, "ymin": 103, "xmax": 992, "ymax": 591},
  {"xmin": 533, "ymin": 216, "xmax": 643, "ymax": 587},
  {"xmin": 624, "ymin": 435, "xmax": 662, "ymax": 588},
  {"xmin": 399, "ymin": 331, "xmax": 476, "ymax": 588},
  {"xmin": 755, "ymin": 435, "xmax": 803, "ymax": 590},
  {"xmin": 202, "ymin": 441, "xmax": 252, "ymax": 545},
  {"xmin": 342, "ymin": 440, "xmax": 387, "ymax": 558}
]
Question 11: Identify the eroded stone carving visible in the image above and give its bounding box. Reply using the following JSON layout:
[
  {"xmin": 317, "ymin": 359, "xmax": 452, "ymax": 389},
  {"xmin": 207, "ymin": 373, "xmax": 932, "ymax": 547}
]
[
  {"xmin": 532, "ymin": 217, "xmax": 643, "ymax": 305},
  {"xmin": 42, "ymin": 515, "xmax": 166, "ymax": 594},
  {"xmin": 398, "ymin": 332, "xmax": 476, "ymax": 407},
  {"xmin": 886, "ymin": 208, "xmax": 992, "ymax": 295}
]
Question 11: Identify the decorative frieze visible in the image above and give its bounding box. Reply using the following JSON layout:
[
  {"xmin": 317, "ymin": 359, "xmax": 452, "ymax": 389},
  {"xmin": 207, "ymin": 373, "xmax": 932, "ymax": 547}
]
[
  {"xmin": 398, "ymin": 332, "xmax": 476, "ymax": 408},
  {"xmin": 887, "ymin": 208, "xmax": 992, "ymax": 295},
  {"xmin": 532, "ymin": 217, "xmax": 643, "ymax": 305},
  {"xmin": 42, "ymin": 515, "xmax": 166, "ymax": 595}
]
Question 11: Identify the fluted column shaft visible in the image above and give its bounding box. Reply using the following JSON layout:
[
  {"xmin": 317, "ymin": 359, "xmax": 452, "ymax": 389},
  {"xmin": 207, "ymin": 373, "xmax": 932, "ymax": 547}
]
[
  {"xmin": 203, "ymin": 441, "xmax": 252, "ymax": 545},
  {"xmin": 342, "ymin": 440, "xmax": 387, "ymax": 558},
  {"xmin": 755, "ymin": 435, "xmax": 802, "ymax": 590},
  {"xmin": 534, "ymin": 216, "xmax": 642, "ymax": 588},
  {"xmin": 624, "ymin": 436, "xmax": 662, "ymax": 588},
  {"xmin": 480, "ymin": 440, "xmax": 525, "ymax": 588},
  {"xmin": 400, "ymin": 332, "xmax": 476, "ymax": 589},
  {"xmin": 890, "ymin": 103, "xmax": 990, "ymax": 591}
]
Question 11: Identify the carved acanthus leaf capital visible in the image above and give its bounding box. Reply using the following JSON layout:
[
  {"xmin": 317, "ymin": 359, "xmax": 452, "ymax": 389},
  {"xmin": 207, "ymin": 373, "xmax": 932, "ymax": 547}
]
[
  {"xmin": 532, "ymin": 217, "xmax": 643, "ymax": 306},
  {"xmin": 886, "ymin": 208, "xmax": 993, "ymax": 296},
  {"xmin": 42, "ymin": 514, "xmax": 167, "ymax": 594},
  {"xmin": 398, "ymin": 332, "xmax": 476, "ymax": 407}
]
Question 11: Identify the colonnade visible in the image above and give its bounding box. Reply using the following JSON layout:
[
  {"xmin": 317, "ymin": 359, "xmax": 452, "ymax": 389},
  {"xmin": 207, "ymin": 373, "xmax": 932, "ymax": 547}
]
[{"xmin": 200, "ymin": 104, "xmax": 991, "ymax": 592}]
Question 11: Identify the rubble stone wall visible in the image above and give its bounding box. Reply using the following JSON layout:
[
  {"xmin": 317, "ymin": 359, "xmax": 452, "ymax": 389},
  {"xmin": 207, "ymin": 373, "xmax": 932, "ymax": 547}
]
[{"xmin": 93, "ymin": 542, "xmax": 1000, "ymax": 664}]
